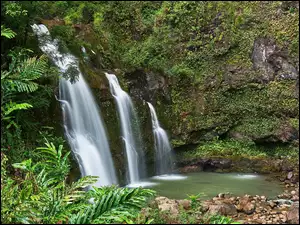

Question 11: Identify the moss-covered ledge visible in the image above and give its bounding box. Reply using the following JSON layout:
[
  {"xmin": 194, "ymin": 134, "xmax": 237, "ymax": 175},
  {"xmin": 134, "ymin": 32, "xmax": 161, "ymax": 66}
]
[{"xmin": 175, "ymin": 139, "xmax": 299, "ymax": 180}]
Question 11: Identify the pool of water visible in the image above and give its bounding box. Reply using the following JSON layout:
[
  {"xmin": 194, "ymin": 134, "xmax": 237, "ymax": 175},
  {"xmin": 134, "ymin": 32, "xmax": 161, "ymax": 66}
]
[{"xmin": 142, "ymin": 172, "xmax": 283, "ymax": 199}]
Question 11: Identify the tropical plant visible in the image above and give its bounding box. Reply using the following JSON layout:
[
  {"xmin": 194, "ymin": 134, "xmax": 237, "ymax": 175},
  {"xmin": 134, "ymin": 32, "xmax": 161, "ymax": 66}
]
[
  {"xmin": 70, "ymin": 186, "xmax": 155, "ymax": 224},
  {"xmin": 1, "ymin": 24, "xmax": 48, "ymax": 131},
  {"xmin": 1, "ymin": 140, "xmax": 156, "ymax": 224},
  {"xmin": 1, "ymin": 25, "xmax": 16, "ymax": 39},
  {"xmin": 186, "ymin": 193, "xmax": 206, "ymax": 208}
]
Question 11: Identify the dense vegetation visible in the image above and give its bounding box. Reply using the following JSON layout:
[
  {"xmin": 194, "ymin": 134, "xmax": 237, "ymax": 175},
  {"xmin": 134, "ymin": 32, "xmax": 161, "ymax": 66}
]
[{"xmin": 1, "ymin": 1, "xmax": 298, "ymax": 224}]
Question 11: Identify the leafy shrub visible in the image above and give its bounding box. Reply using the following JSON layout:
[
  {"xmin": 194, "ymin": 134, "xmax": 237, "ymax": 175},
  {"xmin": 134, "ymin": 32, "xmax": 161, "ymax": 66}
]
[{"xmin": 1, "ymin": 140, "xmax": 156, "ymax": 224}]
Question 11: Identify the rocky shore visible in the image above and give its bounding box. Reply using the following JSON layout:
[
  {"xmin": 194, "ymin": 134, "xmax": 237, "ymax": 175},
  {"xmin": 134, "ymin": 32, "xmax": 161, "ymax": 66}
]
[{"xmin": 142, "ymin": 170, "xmax": 299, "ymax": 224}]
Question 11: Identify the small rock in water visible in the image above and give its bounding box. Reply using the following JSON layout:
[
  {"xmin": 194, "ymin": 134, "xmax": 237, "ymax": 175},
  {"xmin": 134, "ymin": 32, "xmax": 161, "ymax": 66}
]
[
  {"xmin": 280, "ymin": 177, "xmax": 286, "ymax": 182},
  {"xmin": 230, "ymin": 197, "xmax": 236, "ymax": 202},
  {"xmin": 287, "ymin": 171, "xmax": 293, "ymax": 180},
  {"xmin": 291, "ymin": 190, "xmax": 296, "ymax": 195},
  {"xmin": 267, "ymin": 201, "xmax": 276, "ymax": 209},
  {"xmin": 212, "ymin": 197, "xmax": 219, "ymax": 201},
  {"xmin": 218, "ymin": 193, "xmax": 225, "ymax": 198}
]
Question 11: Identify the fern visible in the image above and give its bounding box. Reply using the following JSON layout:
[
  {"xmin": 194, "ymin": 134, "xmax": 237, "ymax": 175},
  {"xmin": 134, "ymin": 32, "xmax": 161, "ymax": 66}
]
[
  {"xmin": 2, "ymin": 141, "xmax": 156, "ymax": 224},
  {"xmin": 69, "ymin": 187, "xmax": 156, "ymax": 224},
  {"xmin": 35, "ymin": 140, "xmax": 71, "ymax": 184},
  {"xmin": 1, "ymin": 25, "xmax": 16, "ymax": 39},
  {"xmin": 10, "ymin": 80, "xmax": 39, "ymax": 93},
  {"xmin": 3, "ymin": 101, "xmax": 33, "ymax": 116},
  {"xmin": 2, "ymin": 55, "xmax": 48, "ymax": 94},
  {"xmin": 17, "ymin": 56, "xmax": 48, "ymax": 80}
]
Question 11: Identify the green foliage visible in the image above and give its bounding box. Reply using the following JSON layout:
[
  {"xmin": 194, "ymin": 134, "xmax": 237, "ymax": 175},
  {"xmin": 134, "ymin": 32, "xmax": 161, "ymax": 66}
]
[
  {"xmin": 2, "ymin": 55, "xmax": 47, "ymax": 93},
  {"xmin": 1, "ymin": 51, "xmax": 48, "ymax": 139},
  {"xmin": 70, "ymin": 186, "xmax": 155, "ymax": 224},
  {"xmin": 207, "ymin": 214, "xmax": 240, "ymax": 224},
  {"xmin": 1, "ymin": 52, "xmax": 48, "ymax": 101},
  {"xmin": 0, "ymin": 3, "xmax": 298, "ymax": 224},
  {"xmin": 36, "ymin": 140, "xmax": 71, "ymax": 182},
  {"xmin": 179, "ymin": 139, "xmax": 299, "ymax": 162},
  {"xmin": 1, "ymin": 141, "xmax": 156, "ymax": 224},
  {"xmin": 37, "ymin": 126, "xmax": 66, "ymax": 147},
  {"xmin": 50, "ymin": 25, "xmax": 75, "ymax": 45},
  {"xmin": 186, "ymin": 193, "xmax": 206, "ymax": 208},
  {"xmin": 177, "ymin": 209, "xmax": 198, "ymax": 224},
  {"xmin": 3, "ymin": 2, "xmax": 28, "ymax": 17},
  {"xmin": 1, "ymin": 25, "xmax": 16, "ymax": 39},
  {"xmin": 0, "ymin": 23, "xmax": 59, "ymax": 166}
]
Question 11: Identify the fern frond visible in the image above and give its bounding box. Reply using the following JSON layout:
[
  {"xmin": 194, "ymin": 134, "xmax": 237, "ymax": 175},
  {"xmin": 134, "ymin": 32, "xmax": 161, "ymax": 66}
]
[
  {"xmin": 68, "ymin": 176, "xmax": 99, "ymax": 192},
  {"xmin": 4, "ymin": 101, "xmax": 33, "ymax": 116},
  {"xmin": 17, "ymin": 56, "xmax": 47, "ymax": 80},
  {"xmin": 68, "ymin": 187, "xmax": 156, "ymax": 224},
  {"xmin": 14, "ymin": 80, "xmax": 39, "ymax": 92},
  {"xmin": 1, "ymin": 70, "xmax": 11, "ymax": 80},
  {"xmin": 1, "ymin": 25, "xmax": 16, "ymax": 39}
]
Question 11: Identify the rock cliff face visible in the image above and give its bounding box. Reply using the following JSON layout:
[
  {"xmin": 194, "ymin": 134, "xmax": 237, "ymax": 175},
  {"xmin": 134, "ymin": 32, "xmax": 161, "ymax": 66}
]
[
  {"xmin": 109, "ymin": 37, "xmax": 299, "ymax": 149},
  {"xmin": 63, "ymin": 35, "xmax": 298, "ymax": 176},
  {"xmin": 74, "ymin": 37, "xmax": 298, "ymax": 175}
]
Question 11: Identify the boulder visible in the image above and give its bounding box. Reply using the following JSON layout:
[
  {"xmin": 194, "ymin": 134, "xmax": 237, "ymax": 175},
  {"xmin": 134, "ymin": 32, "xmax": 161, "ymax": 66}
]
[
  {"xmin": 155, "ymin": 196, "xmax": 179, "ymax": 215},
  {"xmin": 176, "ymin": 199, "xmax": 191, "ymax": 210},
  {"xmin": 236, "ymin": 196, "xmax": 256, "ymax": 214},
  {"xmin": 287, "ymin": 202, "xmax": 299, "ymax": 224},
  {"xmin": 251, "ymin": 37, "xmax": 298, "ymax": 83},
  {"xmin": 201, "ymin": 201, "xmax": 212, "ymax": 212},
  {"xmin": 208, "ymin": 203, "xmax": 237, "ymax": 216}
]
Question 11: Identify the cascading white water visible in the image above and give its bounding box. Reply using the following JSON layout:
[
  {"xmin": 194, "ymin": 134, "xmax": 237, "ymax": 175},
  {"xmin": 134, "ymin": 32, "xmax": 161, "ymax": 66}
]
[
  {"xmin": 32, "ymin": 24, "xmax": 117, "ymax": 187},
  {"xmin": 147, "ymin": 102, "xmax": 175, "ymax": 175},
  {"xmin": 105, "ymin": 73, "xmax": 145, "ymax": 185}
]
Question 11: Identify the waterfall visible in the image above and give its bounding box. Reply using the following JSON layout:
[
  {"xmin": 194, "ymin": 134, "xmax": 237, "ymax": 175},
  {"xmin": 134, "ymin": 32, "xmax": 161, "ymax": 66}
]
[
  {"xmin": 32, "ymin": 24, "xmax": 117, "ymax": 187},
  {"xmin": 105, "ymin": 73, "xmax": 145, "ymax": 185},
  {"xmin": 147, "ymin": 102, "xmax": 175, "ymax": 175}
]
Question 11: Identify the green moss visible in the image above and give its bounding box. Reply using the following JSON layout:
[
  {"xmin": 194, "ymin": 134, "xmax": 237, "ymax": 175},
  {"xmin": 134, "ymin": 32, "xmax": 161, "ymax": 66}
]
[
  {"xmin": 289, "ymin": 118, "xmax": 299, "ymax": 130},
  {"xmin": 178, "ymin": 139, "xmax": 299, "ymax": 162},
  {"xmin": 232, "ymin": 117, "xmax": 282, "ymax": 139},
  {"xmin": 171, "ymin": 139, "xmax": 186, "ymax": 148}
]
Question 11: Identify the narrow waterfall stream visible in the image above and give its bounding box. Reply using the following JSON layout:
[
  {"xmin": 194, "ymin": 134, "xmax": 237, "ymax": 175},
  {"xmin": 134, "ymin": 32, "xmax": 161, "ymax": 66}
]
[
  {"xmin": 147, "ymin": 102, "xmax": 174, "ymax": 175},
  {"xmin": 32, "ymin": 24, "xmax": 117, "ymax": 187},
  {"xmin": 106, "ymin": 73, "xmax": 153, "ymax": 187}
]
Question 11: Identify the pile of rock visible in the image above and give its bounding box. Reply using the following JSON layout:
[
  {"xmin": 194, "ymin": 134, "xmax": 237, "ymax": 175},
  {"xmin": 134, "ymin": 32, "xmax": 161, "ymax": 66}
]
[
  {"xmin": 200, "ymin": 189, "xmax": 299, "ymax": 224},
  {"xmin": 149, "ymin": 186, "xmax": 298, "ymax": 224}
]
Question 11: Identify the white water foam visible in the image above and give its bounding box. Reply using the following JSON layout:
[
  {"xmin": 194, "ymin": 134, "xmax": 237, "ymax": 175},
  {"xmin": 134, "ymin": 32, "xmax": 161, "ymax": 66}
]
[
  {"xmin": 126, "ymin": 181, "xmax": 158, "ymax": 188},
  {"xmin": 234, "ymin": 174, "xmax": 259, "ymax": 179},
  {"xmin": 152, "ymin": 174, "xmax": 188, "ymax": 181}
]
